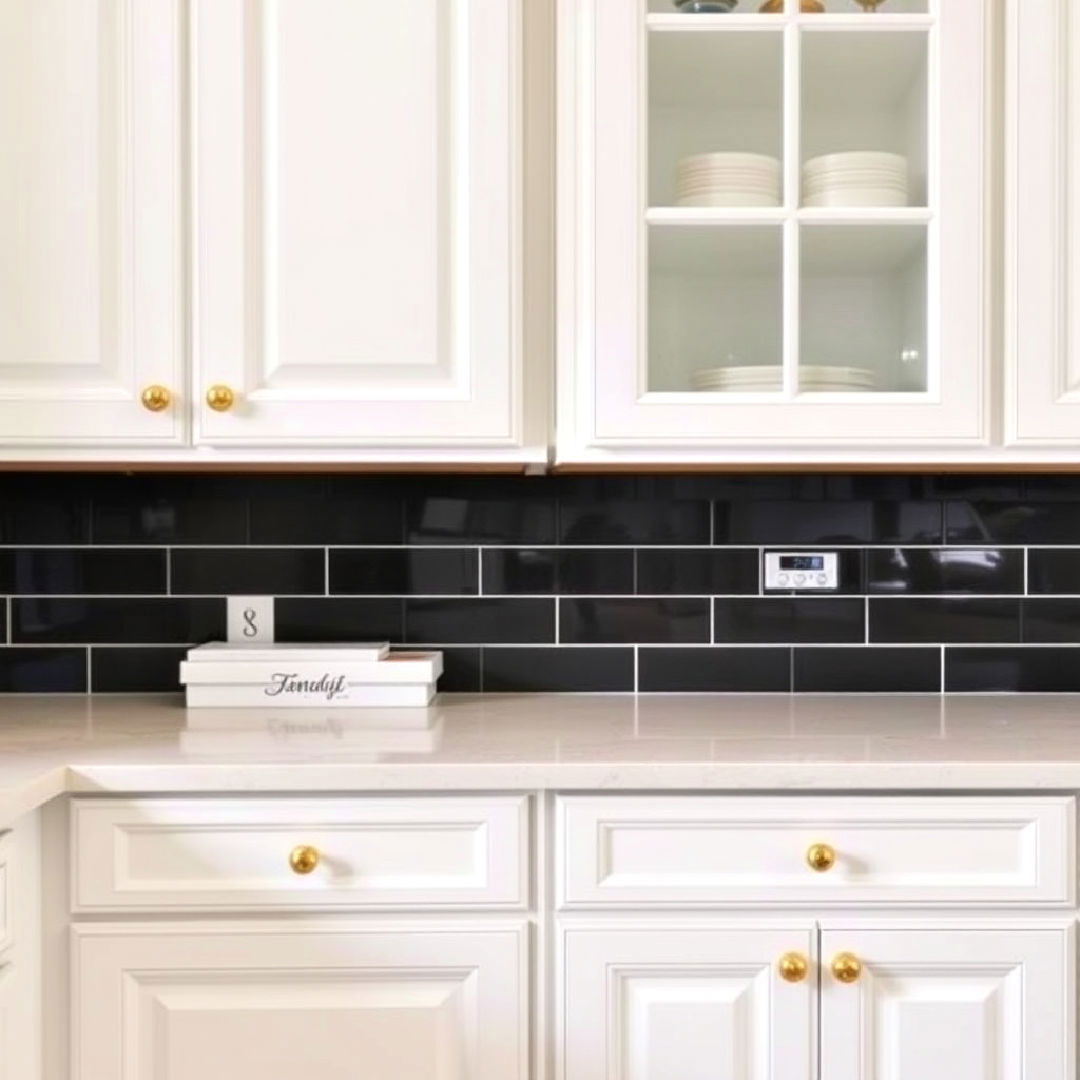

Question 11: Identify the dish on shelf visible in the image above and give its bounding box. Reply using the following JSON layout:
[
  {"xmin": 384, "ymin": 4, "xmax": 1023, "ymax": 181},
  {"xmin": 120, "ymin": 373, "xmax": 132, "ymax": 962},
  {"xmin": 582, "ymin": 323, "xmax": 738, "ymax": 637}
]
[
  {"xmin": 802, "ymin": 151, "xmax": 909, "ymax": 208},
  {"xmin": 675, "ymin": 152, "xmax": 782, "ymax": 208},
  {"xmin": 691, "ymin": 364, "xmax": 876, "ymax": 392},
  {"xmin": 759, "ymin": 0, "xmax": 826, "ymax": 9},
  {"xmin": 673, "ymin": 0, "xmax": 738, "ymax": 10}
]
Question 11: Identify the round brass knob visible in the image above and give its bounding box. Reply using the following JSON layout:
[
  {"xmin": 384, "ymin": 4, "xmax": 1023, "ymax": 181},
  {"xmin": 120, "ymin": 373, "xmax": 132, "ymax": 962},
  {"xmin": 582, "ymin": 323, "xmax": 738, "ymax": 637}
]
[
  {"xmin": 288, "ymin": 845, "xmax": 320, "ymax": 875},
  {"xmin": 831, "ymin": 952, "xmax": 862, "ymax": 984},
  {"xmin": 777, "ymin": 951, "xmax": 809, "ymax": 983},
  {"xmin": 140, "ymin": 385, "xmax": 172, "ymax": 412},
  {"xmin": 806, "ymin": 842, "xmax": 836, "ymax": 873},
  {"xmin": 205, "ymin": 384, "xmax": 236, "ymax": 412}
]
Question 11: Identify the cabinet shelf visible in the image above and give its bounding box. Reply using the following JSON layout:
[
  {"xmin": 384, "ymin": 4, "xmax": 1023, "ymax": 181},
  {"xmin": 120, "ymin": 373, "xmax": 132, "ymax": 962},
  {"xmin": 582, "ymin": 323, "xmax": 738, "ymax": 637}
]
[{"xmin": 646, "ymin": 14, "xmax": 934, "ymax": 32}]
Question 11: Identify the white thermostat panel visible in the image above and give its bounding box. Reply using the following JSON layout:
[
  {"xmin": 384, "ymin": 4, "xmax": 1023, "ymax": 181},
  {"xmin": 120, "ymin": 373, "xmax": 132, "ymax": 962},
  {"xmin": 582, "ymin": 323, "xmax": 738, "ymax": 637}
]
[{"xmin": 764, "ymin": 551, "xmax": 839, "ymax": 591}]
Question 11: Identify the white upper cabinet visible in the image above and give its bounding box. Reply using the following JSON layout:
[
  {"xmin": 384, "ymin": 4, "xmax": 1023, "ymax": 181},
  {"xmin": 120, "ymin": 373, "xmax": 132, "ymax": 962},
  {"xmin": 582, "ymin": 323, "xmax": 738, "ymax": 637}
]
[
  {"xmin": 193, "ymin": 0, "xmax": 533, "ymax": 453},
  {"xmin": 557, "ymin": 0, "xmax": 994, "ymax": 462},
  {"xmin": 0, "ymin": 0, "xmax": 185, "ymax": 447},
  {"xmin": 1004, "ymin": 0, "xmax": 1080, "ymax": 445}
]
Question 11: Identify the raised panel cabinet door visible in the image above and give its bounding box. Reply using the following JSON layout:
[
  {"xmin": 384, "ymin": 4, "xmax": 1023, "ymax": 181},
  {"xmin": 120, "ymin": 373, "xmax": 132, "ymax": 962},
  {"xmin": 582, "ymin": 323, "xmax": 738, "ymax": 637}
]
[
  {"xmin": 561, "ymin": 923, "xmax": 814, "ymax": 1080},
  {"xmin": 193, "ymin": 0, "xmax": 527, "ymax": 450},
  {"xmin": 0, "ymin": 0, "xmax": 185, "ymax": 446},
  {"xmin": 73, "ymin": 921, "xmax": 528, "ymax": 1080},
  {"xmin": 820, "ymin": 922, "xmax": 1074, "ymax": 1080}
]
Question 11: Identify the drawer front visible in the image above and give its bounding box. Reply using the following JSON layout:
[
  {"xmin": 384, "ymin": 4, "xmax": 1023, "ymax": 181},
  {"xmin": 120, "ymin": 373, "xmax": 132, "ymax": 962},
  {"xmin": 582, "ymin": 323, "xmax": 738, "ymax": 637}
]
[
  {"xmin": 72, "ymin": 796, "xmax": 528, "ymax": 913},
  {"xmin": 559, "ymin": 796, "xmax": 1075, "ymax": 909}
]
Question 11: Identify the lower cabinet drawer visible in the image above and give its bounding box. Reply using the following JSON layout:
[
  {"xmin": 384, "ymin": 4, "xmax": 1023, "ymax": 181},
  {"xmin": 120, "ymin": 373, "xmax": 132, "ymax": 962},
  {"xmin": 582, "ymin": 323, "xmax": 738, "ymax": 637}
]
[
  {"xmin": 71, "ymin": 796, "xmax": 528, "ymax": 912},
  {"xmin": 558, "ymin": 795, "xmax": 1075, "ymax": 908}
]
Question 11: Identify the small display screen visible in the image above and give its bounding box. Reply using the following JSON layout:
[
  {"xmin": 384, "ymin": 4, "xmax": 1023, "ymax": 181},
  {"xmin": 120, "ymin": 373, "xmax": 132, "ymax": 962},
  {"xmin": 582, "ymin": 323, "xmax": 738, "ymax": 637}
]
[{"xmin": 779, "ymin": 555, "xmax": 825, "ymax": 570}]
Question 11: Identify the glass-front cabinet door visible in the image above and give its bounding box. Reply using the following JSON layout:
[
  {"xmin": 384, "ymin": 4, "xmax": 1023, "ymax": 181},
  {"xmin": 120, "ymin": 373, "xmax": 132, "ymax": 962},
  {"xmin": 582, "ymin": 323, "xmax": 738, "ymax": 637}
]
[{"xmin": 558, "ymin": 0, "xmax": 992, "ymax": 460}]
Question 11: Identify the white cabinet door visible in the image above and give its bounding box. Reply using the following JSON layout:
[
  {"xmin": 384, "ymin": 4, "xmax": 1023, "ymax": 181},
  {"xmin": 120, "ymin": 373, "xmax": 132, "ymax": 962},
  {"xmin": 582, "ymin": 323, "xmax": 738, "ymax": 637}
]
[
  {"xmin": 557, "ymin": 0, "xmax": 992, "ymax": 461},
  {"xmin": 1004, "ymin": 0, "xmax": 1080, "ymax": 445},
  {"xmin": 820, "ymin": 922, "xmax": 1073, "ymax": 1080},
  {"xmin": 73, "ymin": 921, "xmax": 527, "ymax": 1080},
  {"xmin": 561, "ymin": 923, "xmax": 814, "ymax": 1080},
  {"xmin": 192, "ymin": 0, "xmax": 528, "ymax": 452},
  {"xmin": 0, "ymin": 0, "xmax": 185, "ymax": 447}
]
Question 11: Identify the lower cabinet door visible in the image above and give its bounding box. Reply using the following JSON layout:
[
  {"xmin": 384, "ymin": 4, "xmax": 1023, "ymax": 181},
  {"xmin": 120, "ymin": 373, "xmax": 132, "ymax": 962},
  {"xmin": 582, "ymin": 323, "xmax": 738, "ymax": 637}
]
[
  {"xmin": 562, "ymin": 923, "xmax": 815, "ymax": 1080},
  {"xmin": 72, "ymin": 921, "xmax": 527, "ymax": 1080},
  {"xmin": 820, "ymin": 922, "xmax": 1073, "ymax": 1080}
]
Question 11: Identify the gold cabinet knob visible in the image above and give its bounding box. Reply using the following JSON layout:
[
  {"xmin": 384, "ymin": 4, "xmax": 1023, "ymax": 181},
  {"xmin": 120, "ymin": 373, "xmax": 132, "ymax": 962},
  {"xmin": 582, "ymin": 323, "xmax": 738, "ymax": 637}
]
[
  {"xmin": 288, "ymin": 845, "xmax": 320, "ymax": 875},
  {"xmin": 806, "ymin": 842, "xmax": 836, "ymax": 872},
  {"xmin": 777, "ymin": 951, "xmax": 809, "ymax": 983},
  {"xmin": 140, "ymin": 385, "xmax": 172, "ymax": 412},
  {"xmin": 205, "ymin": 384, "xmax": 236, "ymax": 412},
  {"xmin": 831, "ymin": 952, "xmax": 862, "ymax": 984}
]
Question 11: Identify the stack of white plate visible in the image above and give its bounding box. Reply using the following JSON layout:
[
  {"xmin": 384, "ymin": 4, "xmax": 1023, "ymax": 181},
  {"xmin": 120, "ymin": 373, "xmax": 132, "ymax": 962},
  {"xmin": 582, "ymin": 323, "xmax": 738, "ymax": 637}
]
[
  {"xmin": 691, "ymin": 364, "xmax": 876, "ymax": 392},
  {"xmin": 676, "ymin": 152, "xmax": 781, "ymax": 207},
  {"xmin": 802, "ymin": 152, "xmax": 908, "ymax": 207}
]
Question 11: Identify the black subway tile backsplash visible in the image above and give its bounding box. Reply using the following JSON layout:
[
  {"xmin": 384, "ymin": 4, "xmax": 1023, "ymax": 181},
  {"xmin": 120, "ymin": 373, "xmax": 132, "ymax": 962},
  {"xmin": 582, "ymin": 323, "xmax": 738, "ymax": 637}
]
[{"xmin": 8, "ymin": 471, "xmax": 1080, "ymax": 693}]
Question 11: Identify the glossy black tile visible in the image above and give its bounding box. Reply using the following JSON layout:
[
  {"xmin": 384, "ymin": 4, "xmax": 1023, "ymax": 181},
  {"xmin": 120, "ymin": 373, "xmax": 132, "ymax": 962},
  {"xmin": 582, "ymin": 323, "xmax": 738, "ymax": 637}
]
[
  {"xmin": 793, "ymin": 647, "xmax": 940, "ymax": 692},
  {"xmin": 559, "ymin": 501, "xmax": 711, "ymax": 545},
  {"xmin": 405, "ymin": 598, "xmax": 555, "ymax": 644},
  {"xmin": 867, "ymin": 548, "xmax": 1023, "ymax": 594},
  {"xmin": 248, "ymin": 480, "xmax": 403, "ymax": 544},
  {"xmin": 636, "ymin": 548, "xmax": 759, "ymax": 595},
  {"xmin": 91, "ymin": 647, "xmax": 186, "ymax": 692},
  {"xmin": 945, "ymin": 647, "xmax": 1080, "ymax": 692},
  {"xmin": 275, "ymin": 598, "xmax": 404, "ymax": 643},
  {"xmin": 12, "ymin": 598, "xmax": 225, "ymax": 644},
  {"xmin": 869, "ymin": 599, "xmax": 1021, "ymax": 643},
  {"xmin": 0, "ymin": 648, "xmax": 86, "ymax": 692},
  {"xmin": 406, "ymin": 495, "xmax": 556, "ymax": 545},
  {"xmin": 331, "ymin": 549, "xmax": 478, "ymax": 596},
  {"xmin": 391, "ymin": 646, "xmax": 481, "ymax": 692},
  {"xmin": 946, "ymin": 501, "xmax": 1080, "ymax": 544},
  {"xmin": 482, "ymin": 647, "xmax": 634, "ymax": 692},
  {"xmin": 481, "ymin": 549, "xmax": 633, "ymax": 595},
  {"xmin": 716, "ymin": 501, "xmax": 942, "ymax": 544},
  {"xmin": 0, "ymin": 478, "xmax": 90, "ymax": 543},
  {"xmin": 1021, "ymin": 599, "xmax": 1080, "ymax": 643},
  {"xmin": 92, "ymin": 477, "xmax": 248, "ymax": 545},
  {"xmin": 170, "ymin": 549, "xmax": 325, "ymax": 596},
  {"xmin": 1028, "ymin": 549, "xmax": 1080, "ymax": 594},
  {"xmin": 560, "ymin": 598, "xmax": 710, "ymax": 644},
  {"xmin": 639, "ymin": 647, "xmax": 791, "ymax": 692},
  {"xmin": 0, "ymin": 549, "xmax": 166, "ymax": 595},
  {"xmin": 715, "ymin": 598, "xmax": 865, "ymax": 644}
]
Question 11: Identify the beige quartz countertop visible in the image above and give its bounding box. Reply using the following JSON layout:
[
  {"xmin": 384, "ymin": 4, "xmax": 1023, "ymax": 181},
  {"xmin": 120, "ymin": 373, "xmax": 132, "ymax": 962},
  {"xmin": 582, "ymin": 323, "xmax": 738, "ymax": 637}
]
[{"xmin": 2, "ymin": 693, "xmax": 1080, "ymax": 823}]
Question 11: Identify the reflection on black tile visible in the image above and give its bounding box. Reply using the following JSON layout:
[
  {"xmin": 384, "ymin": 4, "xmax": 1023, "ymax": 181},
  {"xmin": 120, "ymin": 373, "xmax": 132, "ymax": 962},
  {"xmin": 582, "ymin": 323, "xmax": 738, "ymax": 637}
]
[
  {"xmin": 275, "ymin": 598, "xmax": 403, "ymax": 643},
  {"xmin": 13, "ymin": 598, "xmax": 224, "ymax": 644},
  {"xmin": 717, "ymin": 501, "xmax": 942, "ymax": 544},
  {"xmin": 405, "ymin": 599, "xmax": 555, "ymax": 644},
  {"xmin": 560, "ymin": 599, "xmax": 710, "ymax": 644},
  {"xmin": 390, "ymin": 646, "xmax": 481, "ymax": 692},
  {"xmin": 0, "ymin": 648, "xmax": 86, "ymax": 692},
  {"xmin": 869, "ymin": 599, "xmax": 1020, "ymax": 643},
  {"xmin": 482, "ymin": 647, "xmax": 634, "ymax": 692},
  {"xmin": 0, "ymin": 549, "xmax": 166, "ymax": 595},
  {"xmin": 715, "ymin": 598, "xmax": 864, "ymax": 643},
  {"xmin": 249, "ymin": 482, "xmax": 403, "ymax": 544},
  {"xmin": 1022, "ymin": 599, "xmax": 1080, "ymax": 643},
  {"xmin": 1028, "ymin": 550, "xmax": 1080, "ymax": 594},
  {"xmin": 639, "ymin": 647, "xmax": 790, "ymax": 692},
  {"xmin": 793, "ymin": 647, "xmax": 940, "ymax": 692},
  {"xmin": 560, "ymin": 501, "xmax": 710, "ymax": 545},
  {"xmin": 636, "ymin": 549, "xmax": 759, "ymax": 595},
  {"xmin": 867, "ymin": 548, "xmax": 1023, "ymax": 594},
  {"xmin": 92, "ymin": 478, "xmax": 248, "ymax": 544},
  {"xmin": 946, "ymin": 501, "xmax": 1080, "ymax": 543},
  {"xmin": 331, "ymin": 549, "xmax": 478, "ymax": 596},
  {"xmin": 171, "ymin": 549, "xmax": 324, "ymax": 596},
  {"xmin": 946, "ymin": 647, "xmax": 1080, "ymax": 691},
  {"xmin": 0, "ymin": 478, "xmax": 90, "ymax": 543},
  {"xmin": 482, "ymin": 549, "xmax": 633, "ymax": 595},
  {"xmin": 406, "ymin": 496, "xmax": 556, "ymax": 545},
  {"xmin": 91, "ymin": 647, "xmax": 186, "ymax": 692}
]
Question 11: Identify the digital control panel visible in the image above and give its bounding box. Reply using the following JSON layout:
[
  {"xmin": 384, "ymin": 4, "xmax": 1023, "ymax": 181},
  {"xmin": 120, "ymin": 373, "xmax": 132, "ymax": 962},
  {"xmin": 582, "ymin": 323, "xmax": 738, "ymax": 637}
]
[{"xmin": 763, "ymin": 551, "xmax": 839, "ymax": 591}]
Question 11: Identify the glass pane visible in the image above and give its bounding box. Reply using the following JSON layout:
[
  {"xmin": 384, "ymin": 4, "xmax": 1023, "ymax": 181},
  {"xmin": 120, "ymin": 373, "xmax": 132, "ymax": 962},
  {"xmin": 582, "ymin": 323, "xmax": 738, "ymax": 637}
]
[
  {"xmin": 800, "ymin": 225, "xmax": 927, "ymax": 392},
  {"xmin": 801, "ymin": 31, "xmax": 928, "ymax": 207},
  {"xmin": 649, "ymin": 31, "xmax": 783, "ymax": 207},
  {"xmin": 649, "ymin": 226, "xmax": 783, "ymax": 392},
  {"xmin": 814, "ymin": 0, "xmax": 928, "ymax": 12}
]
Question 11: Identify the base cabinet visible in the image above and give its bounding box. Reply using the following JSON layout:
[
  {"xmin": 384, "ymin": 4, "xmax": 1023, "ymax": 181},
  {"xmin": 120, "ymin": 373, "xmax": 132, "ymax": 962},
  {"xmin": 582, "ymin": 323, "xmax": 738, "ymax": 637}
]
[{"xmin": 72, "ymin": 922, "xmax": 527, "ymax": 1080}]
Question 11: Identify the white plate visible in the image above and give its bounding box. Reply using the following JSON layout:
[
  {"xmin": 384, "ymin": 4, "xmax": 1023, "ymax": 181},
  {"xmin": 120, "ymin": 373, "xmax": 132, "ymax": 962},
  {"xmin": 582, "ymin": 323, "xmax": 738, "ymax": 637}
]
[
  {"xmin": 804, "ymin": 188, "xmax": 908, "ymax": 207},
  {"xmin": 803, "ymin": 151, "xmax": 907, "ymax": 172},
  {"xmin": 677, "ymin": 192, "xmax": 782, "ymax": 207},
  {"xmin": 679, "ymin": 152, "xmax": 781, "ymax": 169}
]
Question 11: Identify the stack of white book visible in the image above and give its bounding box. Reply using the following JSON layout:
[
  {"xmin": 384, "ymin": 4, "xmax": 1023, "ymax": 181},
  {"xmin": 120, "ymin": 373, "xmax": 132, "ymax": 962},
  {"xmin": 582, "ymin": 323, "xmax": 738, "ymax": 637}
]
[{"xmin": 179, "ymin": 642, "xmax": 442, "ymax": 708}]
